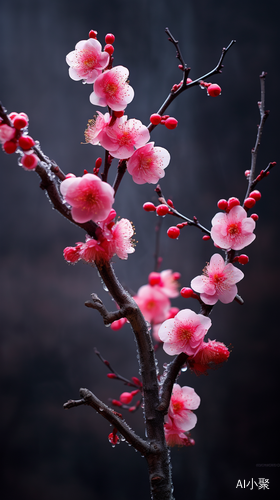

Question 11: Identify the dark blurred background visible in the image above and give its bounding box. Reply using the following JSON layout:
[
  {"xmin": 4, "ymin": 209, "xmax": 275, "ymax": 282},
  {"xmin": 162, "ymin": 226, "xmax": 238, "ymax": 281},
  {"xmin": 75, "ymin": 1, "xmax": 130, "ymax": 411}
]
[{"xmin": 0, "ymin": 0, "xmax": 279, "ymax": 499}]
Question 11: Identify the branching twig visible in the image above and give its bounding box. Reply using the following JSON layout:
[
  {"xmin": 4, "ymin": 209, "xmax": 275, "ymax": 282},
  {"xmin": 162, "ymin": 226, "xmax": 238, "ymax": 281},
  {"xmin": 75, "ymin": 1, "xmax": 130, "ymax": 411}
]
[
  {"xmin": 244, "ymin": 72, "xmax": 270, "ymax": 202},
  {"xmin": 85, "ymin": 293, "xmax": 126, "ymax": 324},
  {"xmin": 148, "ymin": 33, "xmax": 236, "ymax": 133},
  {"xmin": 155, "ymin": 184, "xmax": 211, "ymax": 235},
  {"xmin": 64, "ymin": 388, "xmax": 150, "ymax": 455},
  {"xmin": 94, "ymin": 348, "xmax": 142, "ymax": 388}
]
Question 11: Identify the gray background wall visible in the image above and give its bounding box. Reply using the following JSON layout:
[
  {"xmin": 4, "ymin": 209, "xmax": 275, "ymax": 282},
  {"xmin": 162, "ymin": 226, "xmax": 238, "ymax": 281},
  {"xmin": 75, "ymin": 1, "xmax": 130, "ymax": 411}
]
[{"xmin": 0, "ymin": 1, "xmax": 279, "ymax": 499}]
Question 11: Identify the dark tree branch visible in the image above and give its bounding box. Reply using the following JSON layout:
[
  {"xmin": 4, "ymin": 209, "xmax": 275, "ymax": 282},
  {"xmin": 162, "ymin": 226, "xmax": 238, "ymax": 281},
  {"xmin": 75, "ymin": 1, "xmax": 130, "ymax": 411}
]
[
  {"xmin": 155, "ymin": 184, "xmax": 211, "ymax": 235},
  {"xmin": 85, "ymin": 293, "xmax": 126, "ymax": 324},
  {"xmin": 64, "ymin": 388, "xmax": 150, "ymax": 456},
  {"xmin": 94, "ymin": 259, "xmax": 174, "ymax": 500},
  {"xmin": 148, "ymin": 34, "xmax": 236, "ymax": 133},
  {"xmin": 244, "ymin": 72, "xmax": 270, "ymax": 202},
  {"xmin": 157, "ymin": 353, "xmax": 188, "ymax": 413},
  {"xmin": 113, "ymin": 159, "xmax": 127, "ymax": 195},
  {"xmin": 101, "ymin": 150, "xmax": 113, "ymax": 182}
]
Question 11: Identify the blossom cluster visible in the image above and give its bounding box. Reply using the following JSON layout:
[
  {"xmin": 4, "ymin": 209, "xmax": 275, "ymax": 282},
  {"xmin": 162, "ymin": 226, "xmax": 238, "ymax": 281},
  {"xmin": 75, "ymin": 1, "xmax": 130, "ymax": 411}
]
[
  {"xmin": 63, "ymin": 208, "xmax": 135, "ymax": 264},
  {"xmin": 66, "ymin": 32, "xmax": 171, "ymax": 183}
]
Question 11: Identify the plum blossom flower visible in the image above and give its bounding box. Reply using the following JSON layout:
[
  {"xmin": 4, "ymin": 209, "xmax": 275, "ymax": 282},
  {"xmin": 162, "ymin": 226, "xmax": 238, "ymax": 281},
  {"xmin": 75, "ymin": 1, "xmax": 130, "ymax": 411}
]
[
  {"xmin": 187, "ymin": 339, "xmax": 230, "ymax": 375},
  {"xmin": 0, "ymin": 123, "xmax": 16, "ymax": 144},
  {"xmin": 164, "ymin": 383, "xmax": 200, "ymax": 447},
  {"xmin": 126, "ymin": 142, "xmax": 170, "ymax": 184},
  {"xmin": 158, "ymin": 308, "xmax": 211, "ymax": 356},
  {"xmin": 191, "ymin": 253, "xmax": 244, "ymax": 305},
  {"xmin": 90, "ymin": 66, "xmax": 134, "ymax": 111},
  {"xmin": 110, "ymin": 218, "xmax": 135, "ymax": 260},
  {"xmin": 133, "ymin": 285, "xmax": 171, "ymax": 324},
  {"xmin": 84, "ymin": 112, "xmax": 111, "ymax": 145},
  {"xmin": 80, "ymin": 235, "xmax": 110, "ymax": 262},
  {"xmin": 66, "ymin": 38, "xmax": 109, "ymax": 84},
  {"xmin": 164, "ymin": 418, "xmax": 195, "ymax": 447},
  {"xmin": 158, "ymin": 270, "xmax": 180, "ymax": 298},
  {"xmin": 211, "ymin": 205, "xmax": 256, "ymax": 250},
  {"xmin": 100, "ymin": 116, "xmax": 150, "ymax": 159},
  {"xmin": 167, "ymin": 383, "xmax": 200, "ymax": 431},
  {"xmin": 60, "ymin": 173, "xmax": 114, "ymax": 223}
]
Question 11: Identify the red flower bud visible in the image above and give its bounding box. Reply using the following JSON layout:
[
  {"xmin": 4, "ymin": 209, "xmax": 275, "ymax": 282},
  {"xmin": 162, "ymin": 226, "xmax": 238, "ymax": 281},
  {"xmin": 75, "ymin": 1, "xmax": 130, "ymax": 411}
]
[
  {"xmin": 167, "ymin": 226, "xmax": 180, "ymax": 239},
  {"xmin": 207, "ymin": 84, "xmax": 221, "ymax": 97}
]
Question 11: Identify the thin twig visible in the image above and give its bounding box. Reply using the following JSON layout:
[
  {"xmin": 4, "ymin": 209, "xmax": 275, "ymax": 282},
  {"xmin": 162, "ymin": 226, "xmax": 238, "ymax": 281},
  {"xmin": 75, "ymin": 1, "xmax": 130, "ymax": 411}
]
[
  {"xmin": 244, "ymin": 72, "xmax": 270, "ymax": 202},
  {"xmin": 113, "ymin": 159, "xmax": 127, "ymax": 195},
  {"xmin": 101, "ymin": 150, "xmax": 113, "ymax": 182},
  {"xmin": 157, "ymin": 353, "xmax": 188, "ymax": 413},
  {"xmin": 85, "ymin": 293, "xmax": 126, "ymax": 324},
  {"xmin": 64, "ymin": 388, "xmax": 150, "ymax": 455},
  {"xmin": 155, "ymin": 185, "xmax": 211, "ymax": 235},
  {"xmin": 94, "ymin": 348, "xmax": 141, "ymax": 388},
  {"xmin": 148, "ymin": 34, "xmax": 236, "ymax": 133}
]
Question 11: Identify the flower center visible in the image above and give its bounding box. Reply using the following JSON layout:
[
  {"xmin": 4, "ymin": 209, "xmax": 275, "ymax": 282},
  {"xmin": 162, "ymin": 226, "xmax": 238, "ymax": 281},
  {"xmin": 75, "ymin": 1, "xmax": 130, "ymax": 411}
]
[
  {"xmin": 77, "ymin": 191, "xmax": 97, "ymax": 209},
  {"xmin": 141, "ymin": 156, "xmax": 153, "ymax": 171},
  {"xmin": 146, "ymin": 300, "xmax": 156, "ymax": 310},
  {"xmin": 227, "ymin": 223, "xmax": 240, "ymax": 236},
  {"xmin": 172, "ymin": 400, "xmax": 184, "ymax": 413},
  {"xmin": 105, "ymin": 82, "xmax": 118, "ymax": 96},
  {"xmin": 76, "ymin": 50, "xmax": 97, "ymax": 71},
  {"xmin": 177, "ymin": 324, "xmax": 193, "ymax": 343},
  {"xmin": 119, "ymin": 131, "xmax": 132, "ymax": 146}
]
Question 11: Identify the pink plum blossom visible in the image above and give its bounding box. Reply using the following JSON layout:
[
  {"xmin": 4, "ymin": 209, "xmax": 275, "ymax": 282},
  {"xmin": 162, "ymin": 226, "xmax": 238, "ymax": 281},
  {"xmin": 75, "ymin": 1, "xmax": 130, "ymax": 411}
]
[
  {"xmin": 60, "ymin": 173, "xmax": 114, "ymax": 223},
  {"xmin": 211, "ymin": 205, "xmax": 256, "ymax": 250},
  {"xmin": 0, "ymin": 124, "xmax": 16, "ymax": 144},
  {"xmin": 110, "ymin": 218, "xmax": 135, "ymax": 260},
  {"xmin": 158, "ymin": 308, "xmax": 211, "ymax": 356},
  {"xmin": 133, "ymin": 285, "xmax": 171, "ymax": 324},
  {"xmin": 164, "ymin": 418, "xmax": 195, "ymax": 447},
  {"xmin": 84, "ymin": 112, "xmax": 111, "ymax": 145},
  {"xmin": 90, "ymin": 66, "xmax": 134, "ymax": 111},
  {"xmin": 126, "ymin": 142, "xmax": 170, "ymax": 184},
  {"xmin": 167, "ymin": 383, "xmax": 200, "ymax": 432},
  {"xmin": 80, "ymin": 235, "xmax": 110, "ymax": 262},
  {"xmin": 191, "ymin": 253, "xmax": 244, "ymax": 305},
  {"xmin": 66, "ymin": 38, "xmax": 109, "ymax": 84},
  {"xmin": 158, "ymin": 270, "xmax": 180, "ymax": 298},
  {"xmin": 100, "ymin": 115, "xmax": 150, "ymax": 159}
]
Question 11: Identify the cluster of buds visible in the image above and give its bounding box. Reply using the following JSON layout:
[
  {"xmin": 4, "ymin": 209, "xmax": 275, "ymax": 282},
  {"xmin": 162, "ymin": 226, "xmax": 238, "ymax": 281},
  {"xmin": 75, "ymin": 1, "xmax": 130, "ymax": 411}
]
[
  {"xmin": 0, "ymin": 112, "xmax": 38, "ymax": 170},
  {"xmin": 143, "ymin": 198, "xmax": 190, "ymax": 240},
  {"xmin": 217, "ymin": 192, "xmax": 261, "ymax": 216},
  {"xmin": 149, "ymin": 113, "xmax": 178, "ymax": 130}
]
